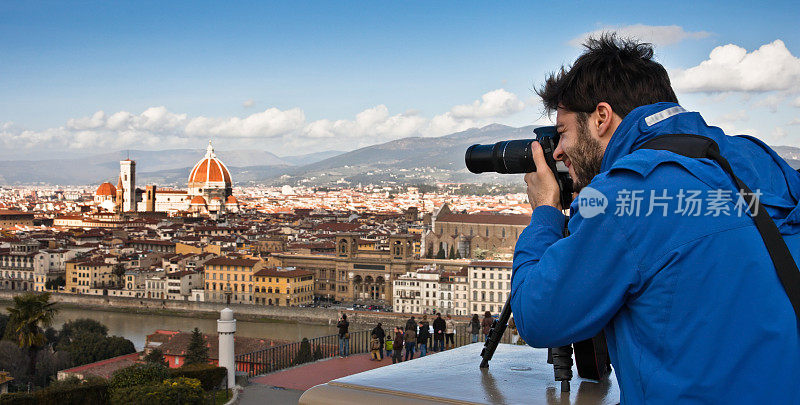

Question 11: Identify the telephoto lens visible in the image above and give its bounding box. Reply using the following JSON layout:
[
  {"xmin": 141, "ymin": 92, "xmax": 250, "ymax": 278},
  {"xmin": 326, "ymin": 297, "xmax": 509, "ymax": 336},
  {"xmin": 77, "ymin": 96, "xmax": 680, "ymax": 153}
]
[
  {"xmin": 465, "ymin": 140, "xmax": 536, "ymax": 174},
  {"xmin": 464, "ymin": 126, "xmax": 559, "ymax": 174}
]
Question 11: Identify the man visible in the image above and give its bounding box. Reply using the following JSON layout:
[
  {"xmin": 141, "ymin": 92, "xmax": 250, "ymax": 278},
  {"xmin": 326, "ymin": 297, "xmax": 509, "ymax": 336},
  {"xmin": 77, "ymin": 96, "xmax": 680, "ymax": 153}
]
[
  {"xmin": 432, "ymin": 313, "xmax": 446, "ymax": 352},
  {"xmin": 417, "ymin": 316, "xmax": 430, "ymax": 356},
  {"xmin": 371, "ymin": 322, "xmax": 386, "ymax": 360},
  {"xmin": 405, "ymin": 315, "xmax": 416, "ymax": 332},
  {"xmin": 336, "ymin": 314, "xmax": 349, "ymax": 358},
  {"xmin": 392, "ymin": 326, "xmax": 404, "ymax": 364},
  {"xmin": 444, "ymin": 314, "xmax": 455, "ymax": 349},
  {"xmin": 510, "ymin": 34, "xmax": 800, "ymax": 403}
]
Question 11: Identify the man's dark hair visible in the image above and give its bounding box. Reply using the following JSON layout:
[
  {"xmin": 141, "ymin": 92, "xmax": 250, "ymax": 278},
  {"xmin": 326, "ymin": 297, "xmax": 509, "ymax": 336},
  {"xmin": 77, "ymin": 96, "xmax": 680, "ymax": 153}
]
[{"xmin": 538, "ymin": 33, "xmax": 678, "ymax": 118}]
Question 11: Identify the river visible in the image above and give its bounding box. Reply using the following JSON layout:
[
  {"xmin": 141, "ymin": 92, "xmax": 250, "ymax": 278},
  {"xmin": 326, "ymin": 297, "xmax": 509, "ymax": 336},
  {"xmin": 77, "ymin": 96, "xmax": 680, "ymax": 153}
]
[{"xmin": 47, "ymin": 307, "xmax": 338, "ymax": 351}]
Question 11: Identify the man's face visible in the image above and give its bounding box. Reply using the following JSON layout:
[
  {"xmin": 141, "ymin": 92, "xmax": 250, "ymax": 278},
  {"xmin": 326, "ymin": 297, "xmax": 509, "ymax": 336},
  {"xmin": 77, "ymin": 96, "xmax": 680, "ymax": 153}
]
[{"xmin": 553, "ymin": 108, "xmax": 605, "ymax": 192}]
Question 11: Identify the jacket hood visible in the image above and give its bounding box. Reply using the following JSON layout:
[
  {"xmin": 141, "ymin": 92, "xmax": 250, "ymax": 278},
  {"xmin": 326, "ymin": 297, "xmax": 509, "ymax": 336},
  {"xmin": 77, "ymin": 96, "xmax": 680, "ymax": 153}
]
[{"xmin": 600, "ymin": 102, "xmax": 800, "ymax": 231}]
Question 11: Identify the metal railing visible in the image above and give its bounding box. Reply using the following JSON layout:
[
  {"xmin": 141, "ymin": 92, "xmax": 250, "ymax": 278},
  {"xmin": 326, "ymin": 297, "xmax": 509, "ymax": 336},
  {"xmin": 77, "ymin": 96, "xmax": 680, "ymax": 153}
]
[
  {"xmin": 234, "ymin": 329, "xmax": 372, "ymax": 377},
  {"xmin": 235, "ymin": 322, "xmax": 517, "ymax": 377}
]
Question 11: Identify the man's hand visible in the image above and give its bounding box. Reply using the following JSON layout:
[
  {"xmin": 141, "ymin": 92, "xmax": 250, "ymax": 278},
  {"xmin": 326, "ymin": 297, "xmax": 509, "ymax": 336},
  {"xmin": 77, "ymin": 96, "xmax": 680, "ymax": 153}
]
[{"xmin": 524, "ymin": 141, "xmax": 561, "ymax": 211}]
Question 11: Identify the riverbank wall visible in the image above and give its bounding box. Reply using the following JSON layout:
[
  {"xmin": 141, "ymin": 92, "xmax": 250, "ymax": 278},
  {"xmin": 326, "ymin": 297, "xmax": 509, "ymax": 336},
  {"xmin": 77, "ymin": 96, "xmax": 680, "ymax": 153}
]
[{"xmin": 0, "ymin": 291, "xmax": 471, "ymax": 330}]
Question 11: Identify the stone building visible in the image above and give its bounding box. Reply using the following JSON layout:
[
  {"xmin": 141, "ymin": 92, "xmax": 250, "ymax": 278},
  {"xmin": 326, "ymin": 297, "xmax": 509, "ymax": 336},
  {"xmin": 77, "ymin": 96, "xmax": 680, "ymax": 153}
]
[
  {"xmin": 274, "ymin": 233, "xmax": 421, "ymax": 305},
  {"xmin": 65, "ymin": 259, "xmax": 117, "ymax": 294},
  {"xmin": 0, "ymin": 210, "xmax": 35, "ymax": 229},
  {"xmin": 422, "ymin": 204, "xmax": 530, "ymax": 259},
  {"xmin": 468, "ymin": 261, "xmax": 512, "ymax": 315},
  {"xmin": 0, "ymin": 240, "xmax": 43, "ymax": 291},
  {"xmin": 203, "ymin": 256, "xmax": 265, "ymax": 304},
  {"xmin": 253, "ymin": 267, "xmax": 314, "ymax": 306}
]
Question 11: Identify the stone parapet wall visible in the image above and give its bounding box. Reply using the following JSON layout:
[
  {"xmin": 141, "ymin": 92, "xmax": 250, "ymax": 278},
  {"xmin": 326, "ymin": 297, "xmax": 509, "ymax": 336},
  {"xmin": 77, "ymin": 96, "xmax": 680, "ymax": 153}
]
[{"xmin": 0, "ymin": 291, "xmax": 473, "ymax": 330}]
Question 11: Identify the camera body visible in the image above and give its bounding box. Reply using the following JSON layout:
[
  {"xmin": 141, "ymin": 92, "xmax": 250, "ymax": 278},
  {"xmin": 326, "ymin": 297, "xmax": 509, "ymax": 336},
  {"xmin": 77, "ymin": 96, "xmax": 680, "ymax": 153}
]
[{"xmin": 465, "ymin": 125, "xmax": 573, "ymax": 208}]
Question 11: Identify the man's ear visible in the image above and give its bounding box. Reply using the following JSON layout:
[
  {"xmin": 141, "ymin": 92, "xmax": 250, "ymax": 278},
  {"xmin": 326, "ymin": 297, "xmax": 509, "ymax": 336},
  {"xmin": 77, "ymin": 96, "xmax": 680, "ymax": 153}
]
[{"xmin": 594, "ymin": 102, "xmax": 617, "ymax": 139}]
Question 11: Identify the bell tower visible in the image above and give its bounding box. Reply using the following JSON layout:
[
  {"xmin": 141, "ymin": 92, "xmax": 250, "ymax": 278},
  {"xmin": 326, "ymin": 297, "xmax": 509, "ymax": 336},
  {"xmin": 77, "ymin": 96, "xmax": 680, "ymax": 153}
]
[{"xmin": 120, "ymin": 159, "xmax": 136, "ymax": 212}]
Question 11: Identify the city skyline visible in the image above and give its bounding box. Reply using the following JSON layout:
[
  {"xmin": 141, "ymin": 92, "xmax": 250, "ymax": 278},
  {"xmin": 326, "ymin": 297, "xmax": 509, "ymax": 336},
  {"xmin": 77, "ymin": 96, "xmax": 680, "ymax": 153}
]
[{"xmin": 1, "ymin": 1, "xmax": 799, "ymax": 160}]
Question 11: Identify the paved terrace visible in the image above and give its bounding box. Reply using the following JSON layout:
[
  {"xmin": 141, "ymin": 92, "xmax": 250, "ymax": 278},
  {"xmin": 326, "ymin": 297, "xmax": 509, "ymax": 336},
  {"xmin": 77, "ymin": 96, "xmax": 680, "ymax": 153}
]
[{"xmin": 241, "ymin": 352, "xmax": 395, "ymax": 405}]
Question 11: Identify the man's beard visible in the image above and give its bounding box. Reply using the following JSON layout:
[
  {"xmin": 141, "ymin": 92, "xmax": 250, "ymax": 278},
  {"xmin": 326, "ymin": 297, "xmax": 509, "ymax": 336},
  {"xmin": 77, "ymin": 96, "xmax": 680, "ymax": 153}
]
[{"xmin": 567, "ymin": 117, "xmax": 604, "ymax": 192}]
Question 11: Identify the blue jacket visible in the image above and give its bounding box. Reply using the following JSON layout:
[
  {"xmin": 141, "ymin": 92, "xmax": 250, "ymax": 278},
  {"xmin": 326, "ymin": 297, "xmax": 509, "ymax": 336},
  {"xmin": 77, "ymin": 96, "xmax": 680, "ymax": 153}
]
[{"xmin": 510, "ymin": 102, "xmax": 800, "ymax": 404}]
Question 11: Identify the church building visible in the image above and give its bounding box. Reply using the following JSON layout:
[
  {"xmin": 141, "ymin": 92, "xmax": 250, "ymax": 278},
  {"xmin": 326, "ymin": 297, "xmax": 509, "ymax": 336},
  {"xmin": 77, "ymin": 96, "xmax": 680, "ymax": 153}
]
[{"xmin": 93, "ymin": 141, "xmax": 239, "ymax": 217}]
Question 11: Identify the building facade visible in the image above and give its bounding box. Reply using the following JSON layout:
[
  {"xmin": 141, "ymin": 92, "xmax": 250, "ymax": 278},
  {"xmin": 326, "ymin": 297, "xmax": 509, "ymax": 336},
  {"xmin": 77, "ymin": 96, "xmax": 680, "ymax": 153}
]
[
  {"xmin": 253, "ymin": 267, "xmax": 314, "ymax": 306},
  {"xmin": 422, "ymin": 204, "xmax": 530, "ymax": 259},
  {"xmin": 275, "ymin": 233, "xmax": 419, "ymax": 305},
  {"xmin": 66, "ymin": 260, "xmax": 116, "ymax": 294},
  {"xmin": 468, "ymin": 261, "xmax": 512, "ymax": 315},
  {"xmin": 203, "ymin": 256, "xmax": 264, "ymax": 304}
]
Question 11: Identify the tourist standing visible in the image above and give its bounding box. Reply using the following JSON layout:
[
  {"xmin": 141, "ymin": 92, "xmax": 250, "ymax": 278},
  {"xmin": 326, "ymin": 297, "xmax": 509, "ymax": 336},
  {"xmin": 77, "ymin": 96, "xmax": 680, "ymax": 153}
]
[
  {"xmin": 432, "ymin": 313, "xmax": 446, "ymax": 352},
  {"xmin": 385, "ymin": 334, "xmax": 394, "ymax": 358},
  {"xmin": 405, "ymin": 315, "xmax": 416, "ymax": 332},
  {"xmin": 417, "ymin": 317, "xmax": 430, "ymax": 357},
  {"xmin": 370, "ymin": 333, "xmax": 382, "ymax": 361},
  {"xmin": 404, "ymin": 325, "xmax": 417, "ymax": 361},
  {"xmin": 509, "ymin": 317, "xmax": 519, "ymax": 345},
  {"xmin": 337, "ymin": 314, "xmax": 350, "ymax": 358},
  {"xmin": 481, "ymin": 311, "xmax": 493, "ymax": 341},
  {"xmin": 445, "ymin": 314, "xmax": 455, "ymax": 349},
  {"xmin": 392, "ymin": 327, "xmax": 404, "ymax": 364},
  {"xmin": 372, "ymin": 322, "xmax": 386, "ymax": 359},
  {"xmin": 470, "ymin": 314, "xmax": 481, "ymax": 343}
]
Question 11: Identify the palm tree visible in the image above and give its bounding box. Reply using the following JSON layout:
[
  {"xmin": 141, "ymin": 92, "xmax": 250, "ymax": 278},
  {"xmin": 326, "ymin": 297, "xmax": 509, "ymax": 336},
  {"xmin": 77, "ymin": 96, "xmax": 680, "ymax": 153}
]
[{"xmin": 6, "ymin": 292, "xmax": 58, "ymax": 376}]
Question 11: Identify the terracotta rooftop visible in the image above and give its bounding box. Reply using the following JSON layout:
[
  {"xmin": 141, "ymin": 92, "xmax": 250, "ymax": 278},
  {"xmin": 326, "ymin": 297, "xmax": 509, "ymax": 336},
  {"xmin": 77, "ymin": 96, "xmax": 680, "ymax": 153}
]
[
  {"xmin": 152, "ymin": 330, "xmax": 285, "ymax": 359},
  {"xmin": 436, "ymin": 212, "xmax": 531, "ymax": 226},
  {"xmin": 254, "ymin": 268, "xmax": 314, "ymax": 278},
  {"xmin": 204, "ymin": 256, "xmax": 260, "ymax": 267},
  {"xmin": 58, "ymin": 352, "xmax": 140, "ymax": 379},
  {"xmin": 468, "ymin": 260, "xmax": 512, "ymax": 268}
]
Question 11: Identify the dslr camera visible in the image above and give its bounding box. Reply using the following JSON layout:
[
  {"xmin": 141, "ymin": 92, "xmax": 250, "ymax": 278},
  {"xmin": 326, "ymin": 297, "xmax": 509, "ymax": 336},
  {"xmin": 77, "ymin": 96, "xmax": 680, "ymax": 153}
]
[{"xmin": 465, "ymin": 125, "xmax": 573, "ymax": 207}]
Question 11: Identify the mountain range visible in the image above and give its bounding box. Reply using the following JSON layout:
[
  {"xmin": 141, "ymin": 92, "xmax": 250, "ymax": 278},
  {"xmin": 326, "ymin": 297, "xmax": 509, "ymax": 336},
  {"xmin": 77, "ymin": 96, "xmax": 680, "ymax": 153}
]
[{"xmin": 1, "ymin": 124, "xmax": 799, "ymax": 187}]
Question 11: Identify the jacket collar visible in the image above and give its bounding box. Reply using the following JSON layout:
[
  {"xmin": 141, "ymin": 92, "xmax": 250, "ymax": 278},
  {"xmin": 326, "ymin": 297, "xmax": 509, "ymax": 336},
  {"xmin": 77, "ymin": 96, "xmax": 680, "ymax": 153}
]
[{"xmin": 600, "ymin": 102, "xmax": 686, "ymax": 173}]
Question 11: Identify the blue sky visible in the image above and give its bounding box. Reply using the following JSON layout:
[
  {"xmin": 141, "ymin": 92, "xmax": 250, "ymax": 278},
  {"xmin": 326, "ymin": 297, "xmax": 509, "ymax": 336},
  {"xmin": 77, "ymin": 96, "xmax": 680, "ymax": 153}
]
[{"xmin": 1, "ymin": 1, "xmax": 799, "ymax": 159}]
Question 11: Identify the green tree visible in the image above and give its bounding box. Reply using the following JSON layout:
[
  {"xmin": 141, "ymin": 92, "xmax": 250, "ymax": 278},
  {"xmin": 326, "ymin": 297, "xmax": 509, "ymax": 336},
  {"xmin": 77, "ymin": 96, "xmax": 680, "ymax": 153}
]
[
  {"xmin": 143, "ymin": 348, "xmax": 167, "ymax": 367},
  {"xmin": 183, "ymin": 328, "xmax": 208, "ymax": 366},
  {"xmin": 45, "ymin": 276, "xmax": 66, "ymax": 291},
  {"xmin": 292, "ymin": 338, "xmax": 313, "ymax": 365},
  {"xmin": 448, "ymin": 245, "xmax": 456, "ymax": 259},
  {"xmin": 57, "ymin": 318, "xmax": 108, "ymax": 347},
  {"xmin": 5, "ymin": 292, "xmax": 58, "ymax": 376},
  {"xmin": 63, "ymin": 331, "xmax": 135, "ymax": 366},
  {"xmin": 436, "ymin": 244, "xmax": 446, "ymax": 259},
  {"xmin": 109, "ymin": 363, "xmax": 169, "ymax": 390},
  {"xmin": 0, "ymin": 314, "xmax": 8, "ymax": 339}
]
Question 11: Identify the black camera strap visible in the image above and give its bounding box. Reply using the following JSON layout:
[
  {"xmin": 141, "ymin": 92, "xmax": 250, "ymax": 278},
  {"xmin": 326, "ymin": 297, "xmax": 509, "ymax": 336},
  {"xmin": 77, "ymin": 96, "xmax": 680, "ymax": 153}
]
[{"xmin": 637, "ymin": 134, "xmax": 800, "ymax": 321}]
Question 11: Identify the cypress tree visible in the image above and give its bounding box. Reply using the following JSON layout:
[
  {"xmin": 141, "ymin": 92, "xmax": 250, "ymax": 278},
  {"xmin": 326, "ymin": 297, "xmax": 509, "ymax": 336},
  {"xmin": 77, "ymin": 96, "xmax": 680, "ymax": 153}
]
[{"xmin": 184, "ymin": 327, "xmax": 209, "ymax": 366}]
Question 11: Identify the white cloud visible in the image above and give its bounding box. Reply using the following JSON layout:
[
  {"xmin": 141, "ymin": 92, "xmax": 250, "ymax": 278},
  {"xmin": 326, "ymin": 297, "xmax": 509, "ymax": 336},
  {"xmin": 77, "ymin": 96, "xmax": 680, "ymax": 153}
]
[
  {"xmin": 788, "ymin": 118, "xmax": 800, "ymax": 126},
  {"xmin": 793, "ymin": 96, "xmax": 800, "ymax": 108},
  {"xmin": 450, "ymin": 89, "xmax": 525, "ymax": 119},
  {"xmin": 672, "ymin": 40, "xmax": 800, "ymax": 93},
  {"xmin": 570, "ymin": 24, "xmax": 710, "ymax": 47},
  {"xmin": 0, "ymin": 89, "xmax": 528, "ymax": 155},
  {"xmin": 242, "ymin": 99, "xmax": 255, "ymax": 108},
  {"xmin": 185, "ymin": 108, "xmax": 305, "ymax": 138}
]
